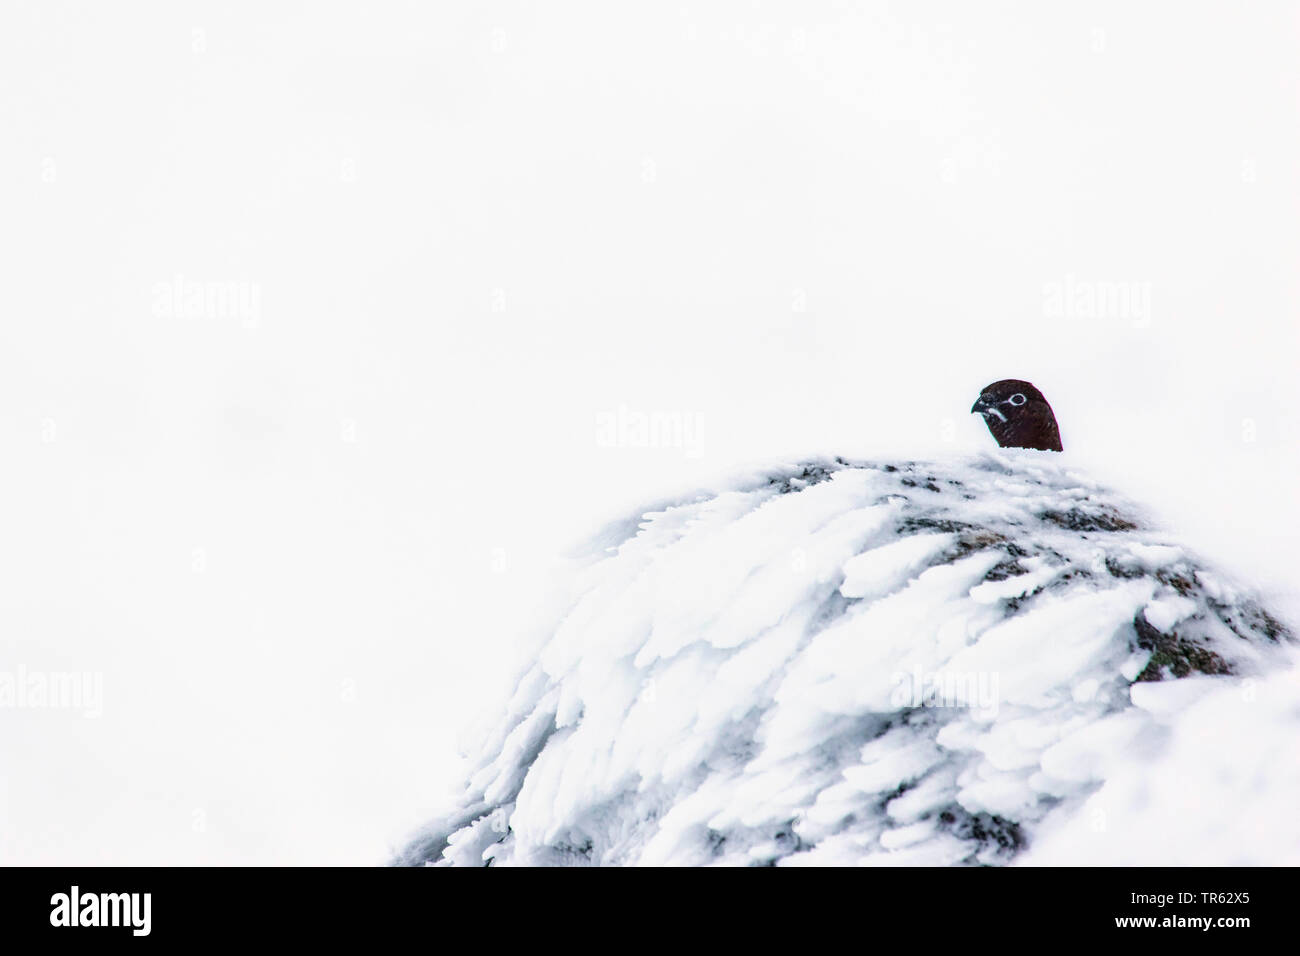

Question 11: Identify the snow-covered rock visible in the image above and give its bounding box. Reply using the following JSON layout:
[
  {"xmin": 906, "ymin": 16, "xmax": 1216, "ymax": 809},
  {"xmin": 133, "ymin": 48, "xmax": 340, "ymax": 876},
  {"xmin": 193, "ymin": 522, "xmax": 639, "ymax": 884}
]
[{"xmin": 395, "ymin": 450, "xmax": 1293, "ymax": 866}]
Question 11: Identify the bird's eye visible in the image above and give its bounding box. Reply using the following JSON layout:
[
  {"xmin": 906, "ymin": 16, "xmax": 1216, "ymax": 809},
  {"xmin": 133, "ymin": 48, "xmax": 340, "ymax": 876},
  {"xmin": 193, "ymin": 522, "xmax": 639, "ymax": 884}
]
[{"xmin": 1008, "ymin": 393, "xmax": 1027, "ymax": 406}]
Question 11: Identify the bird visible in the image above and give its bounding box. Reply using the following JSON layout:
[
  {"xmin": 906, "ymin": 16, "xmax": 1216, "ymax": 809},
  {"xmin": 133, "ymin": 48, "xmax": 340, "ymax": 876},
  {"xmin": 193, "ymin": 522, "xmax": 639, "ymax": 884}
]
[
  {"xmin": 395, "ymin": 387, "xmax": 1293, "ymax": 866},
  {"xmin": 971, "ymin": 379, "xmax": 1063, "ymax": 452}
]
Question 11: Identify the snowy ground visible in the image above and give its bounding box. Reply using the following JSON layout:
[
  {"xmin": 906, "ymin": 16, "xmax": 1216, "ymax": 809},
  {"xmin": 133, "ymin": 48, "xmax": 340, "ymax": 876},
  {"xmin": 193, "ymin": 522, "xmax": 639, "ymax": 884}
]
[
  {"xmin": 1, "ymin": 4, "xmax": 1297, "ymax": 864},
  {"xmin": 397, "ymin": 453, "xmax": 1297, "ymax": 866}
]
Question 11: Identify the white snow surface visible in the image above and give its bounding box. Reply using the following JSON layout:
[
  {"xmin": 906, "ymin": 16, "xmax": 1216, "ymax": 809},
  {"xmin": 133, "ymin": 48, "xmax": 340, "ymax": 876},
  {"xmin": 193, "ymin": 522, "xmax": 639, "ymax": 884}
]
[{"xmin": 396, "ymin": 450, "xmax": 1293, "ymax": 866}]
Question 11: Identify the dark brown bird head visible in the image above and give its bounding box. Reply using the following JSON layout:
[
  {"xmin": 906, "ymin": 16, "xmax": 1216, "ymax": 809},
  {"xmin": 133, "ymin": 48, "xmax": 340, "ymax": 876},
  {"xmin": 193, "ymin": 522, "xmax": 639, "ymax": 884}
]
[{"xmin": 971, "ymin": 379, "xmax": 1063, "ymax": 452}]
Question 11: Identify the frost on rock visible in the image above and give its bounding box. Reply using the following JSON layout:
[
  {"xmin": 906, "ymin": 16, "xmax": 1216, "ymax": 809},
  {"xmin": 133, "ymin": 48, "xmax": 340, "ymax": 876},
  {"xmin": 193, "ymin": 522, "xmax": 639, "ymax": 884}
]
[{"xmin": 394, "ymin": 451, "xmax": 1293, "ymax": 867}]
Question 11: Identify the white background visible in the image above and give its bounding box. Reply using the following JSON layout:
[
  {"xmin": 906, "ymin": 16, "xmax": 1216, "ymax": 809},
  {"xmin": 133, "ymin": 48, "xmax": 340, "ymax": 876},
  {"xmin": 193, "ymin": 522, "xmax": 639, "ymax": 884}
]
[{"xmin": 1, "ymin": 2, "xmax": 1296, "ymax": 864}]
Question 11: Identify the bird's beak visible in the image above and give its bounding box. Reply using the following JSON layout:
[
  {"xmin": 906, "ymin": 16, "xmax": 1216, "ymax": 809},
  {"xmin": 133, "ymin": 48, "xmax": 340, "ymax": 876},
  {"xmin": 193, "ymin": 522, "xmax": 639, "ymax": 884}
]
[{"xmin": 971, "ymin": 399, "xmax": 1006, "ymax": 422}]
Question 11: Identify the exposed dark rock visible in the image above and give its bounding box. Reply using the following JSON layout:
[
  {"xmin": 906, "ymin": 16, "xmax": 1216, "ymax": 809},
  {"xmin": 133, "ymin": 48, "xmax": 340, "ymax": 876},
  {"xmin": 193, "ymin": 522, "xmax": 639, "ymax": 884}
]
[
  {"xmin": 1132, "ymin": 613, "xmax": 1233, "ymax": 681},
  {"xmin": 1106, "ymin": 557, "xmax": 1145, "ymax": 579},
  {"xmin": 1040, "ymin": 508, "xmax": 1139, "ymax": 533},
  {"xmin": 936, "ymin": 808, "xmax": 1026, "ymax": 863}
]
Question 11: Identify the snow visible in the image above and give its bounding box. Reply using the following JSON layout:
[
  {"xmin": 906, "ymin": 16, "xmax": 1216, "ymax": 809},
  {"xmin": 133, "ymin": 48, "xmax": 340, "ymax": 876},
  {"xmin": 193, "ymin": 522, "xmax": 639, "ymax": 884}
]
[
  {"xmin": 1023, "ymin": 654, "xmax": 1300, "ymax": 866},
  {"xmin": 841, "ymin": 532, "xmax": 953, "ymax": 599},
  {"xmin": 397, "ymin": 453, "xmax": 1294, "ymax": 866},
  {"xmin": 1141, "ymin": 595, "xmax": 1199, "ymax": 633}
]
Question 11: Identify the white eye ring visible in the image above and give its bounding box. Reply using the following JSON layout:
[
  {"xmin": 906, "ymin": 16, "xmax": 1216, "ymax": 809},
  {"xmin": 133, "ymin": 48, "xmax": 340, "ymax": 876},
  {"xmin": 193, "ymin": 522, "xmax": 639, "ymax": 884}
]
[{"xmin": 1008, "ymin": 393, "xmax": 1027, "ymax": 406}]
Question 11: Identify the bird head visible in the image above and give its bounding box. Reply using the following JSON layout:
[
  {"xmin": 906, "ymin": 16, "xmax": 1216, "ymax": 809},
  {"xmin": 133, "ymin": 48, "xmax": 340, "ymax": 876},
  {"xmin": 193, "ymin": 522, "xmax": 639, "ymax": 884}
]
[{"xmin": 971, "ymin": 379, "xmax": 1063, "ymax": 452}]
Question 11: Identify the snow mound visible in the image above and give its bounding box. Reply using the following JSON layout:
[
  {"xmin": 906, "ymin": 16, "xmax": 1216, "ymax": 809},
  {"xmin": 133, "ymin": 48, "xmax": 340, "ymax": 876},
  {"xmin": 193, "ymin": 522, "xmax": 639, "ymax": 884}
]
[{"xmin": 395, "ymin": 451, "xmax": 1293, "ymax": 866}]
